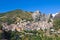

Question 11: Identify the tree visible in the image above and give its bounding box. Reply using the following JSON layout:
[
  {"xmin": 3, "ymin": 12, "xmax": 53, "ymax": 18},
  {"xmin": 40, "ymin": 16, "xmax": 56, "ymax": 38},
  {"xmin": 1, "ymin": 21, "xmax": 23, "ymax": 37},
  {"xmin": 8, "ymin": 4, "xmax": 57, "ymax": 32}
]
[
  {"xmin": 53, "ymin": 19, "xmax": 60, "ymax": 30},
  {"xmin": 6, "ymin": 18, "xmax": 15, "ymax": 25},
  {"xmin": 0, "ymin": 30, "xmax": 3, "ymax": 40},
  {"xmin": 0, "ymin": 24, "xmax": 2, "ymax": 30}
]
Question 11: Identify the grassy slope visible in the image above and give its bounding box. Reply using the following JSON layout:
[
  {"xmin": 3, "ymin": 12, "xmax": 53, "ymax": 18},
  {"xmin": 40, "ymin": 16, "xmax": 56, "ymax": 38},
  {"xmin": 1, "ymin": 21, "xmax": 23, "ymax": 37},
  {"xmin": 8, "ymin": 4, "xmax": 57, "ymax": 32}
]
[{"xmin": 0, "ymin": 9, "xmax": 33, "ymax": 24}]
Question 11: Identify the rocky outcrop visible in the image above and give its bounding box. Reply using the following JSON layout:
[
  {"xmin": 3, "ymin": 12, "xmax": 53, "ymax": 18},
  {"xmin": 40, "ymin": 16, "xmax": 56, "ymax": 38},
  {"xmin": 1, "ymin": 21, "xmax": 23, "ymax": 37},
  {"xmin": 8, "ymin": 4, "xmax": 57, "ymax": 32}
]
[
  {"xmin": 32, "ymin": 10, "xmax": 53, "ymax": 22},
  {"xmin": 32, "ymin": 10, "xmax": 41, "ymax": 22}
]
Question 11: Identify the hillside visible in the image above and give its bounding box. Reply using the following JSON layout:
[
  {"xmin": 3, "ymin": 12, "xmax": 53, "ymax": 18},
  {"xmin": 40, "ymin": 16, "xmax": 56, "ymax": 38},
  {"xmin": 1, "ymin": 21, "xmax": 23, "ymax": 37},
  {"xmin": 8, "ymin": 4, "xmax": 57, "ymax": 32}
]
[
  {"xmin": 54, "ymin": 12, "xmax": 60, "ymax": 19},
  {"xmin": 0, "ymin": 9, "xmax": 33, "ymax": 24}
]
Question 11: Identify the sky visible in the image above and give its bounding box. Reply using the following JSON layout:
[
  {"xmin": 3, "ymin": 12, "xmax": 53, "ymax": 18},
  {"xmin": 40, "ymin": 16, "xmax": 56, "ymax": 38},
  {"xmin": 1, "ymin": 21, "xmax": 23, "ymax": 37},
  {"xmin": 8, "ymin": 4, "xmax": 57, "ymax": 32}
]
[{"xmin": 0, "ymin": 0, "xmax": 60, "ymax": 14}]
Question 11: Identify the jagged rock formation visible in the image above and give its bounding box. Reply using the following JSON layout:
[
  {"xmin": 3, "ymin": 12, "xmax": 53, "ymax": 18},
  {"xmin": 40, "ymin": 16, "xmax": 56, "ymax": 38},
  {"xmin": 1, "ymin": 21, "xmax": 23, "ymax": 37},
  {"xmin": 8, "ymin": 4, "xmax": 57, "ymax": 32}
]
[
  {"xmin": 32, "ymin": 10, "xmax": 53, "ymax": 22},
  {"xmin": 32, "ymin": 10, "xmax": 41, "ymax": 22}
]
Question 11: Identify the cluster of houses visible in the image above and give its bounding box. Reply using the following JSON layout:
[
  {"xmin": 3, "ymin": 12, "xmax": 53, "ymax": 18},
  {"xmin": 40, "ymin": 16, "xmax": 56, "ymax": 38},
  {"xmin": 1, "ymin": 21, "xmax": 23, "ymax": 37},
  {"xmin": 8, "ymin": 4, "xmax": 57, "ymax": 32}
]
[{"xmin": 2, "ymin": 10, "xmax": 54, "ymax": 32}]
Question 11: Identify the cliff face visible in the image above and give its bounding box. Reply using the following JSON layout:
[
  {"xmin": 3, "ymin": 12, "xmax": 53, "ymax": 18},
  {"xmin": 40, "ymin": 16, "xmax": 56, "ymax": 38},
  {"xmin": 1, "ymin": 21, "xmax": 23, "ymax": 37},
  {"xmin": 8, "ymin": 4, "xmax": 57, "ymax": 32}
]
[
  {"xmin": 32, "ymin": 10, "xmax": 41, "ymax": 22},
  {"xmin": 32, "ymin": 10, "xmax": 53, "ymax": 22}
]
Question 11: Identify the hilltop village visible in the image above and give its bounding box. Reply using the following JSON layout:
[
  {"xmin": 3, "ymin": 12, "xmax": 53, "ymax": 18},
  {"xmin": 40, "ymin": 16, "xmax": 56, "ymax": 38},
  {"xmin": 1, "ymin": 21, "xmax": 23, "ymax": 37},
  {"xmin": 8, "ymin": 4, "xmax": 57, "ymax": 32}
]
[
  {"xmin": 2, "ymin": 10, "xmax": 53, "ymax": 32},
  {"xmin": 1, "ymin": 10, "xmax": 60, "ymax": 40}
]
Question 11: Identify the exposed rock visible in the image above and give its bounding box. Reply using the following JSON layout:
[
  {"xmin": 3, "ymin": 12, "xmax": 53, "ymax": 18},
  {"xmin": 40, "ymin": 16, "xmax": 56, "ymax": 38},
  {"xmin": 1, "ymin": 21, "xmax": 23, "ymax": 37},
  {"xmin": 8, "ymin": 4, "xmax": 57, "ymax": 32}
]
[{"xmin": 32, "ymin": 10, "xmax": 41, "ymax": 22}]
